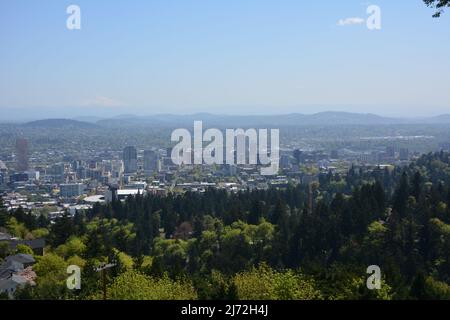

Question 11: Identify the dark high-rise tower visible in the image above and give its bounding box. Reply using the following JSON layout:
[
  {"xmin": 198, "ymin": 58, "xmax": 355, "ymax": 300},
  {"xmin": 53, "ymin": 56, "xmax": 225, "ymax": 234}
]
[
  {"xmin": 15, "ymin": 138, "xmax": 29, "ymax": 172},
  {"xmin": 144, "ymin": 150, "xmax": 160, "ymax": 175},
  {"xmin": 123, "ymin": 146, "xmax": 138, "ymax": 174}
]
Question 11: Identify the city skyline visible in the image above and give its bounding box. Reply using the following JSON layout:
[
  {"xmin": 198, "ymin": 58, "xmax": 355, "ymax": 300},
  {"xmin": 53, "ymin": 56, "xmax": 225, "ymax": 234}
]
[{"xmin": 2, "ymin": 0, "xmax": 450, "ymax": 305}]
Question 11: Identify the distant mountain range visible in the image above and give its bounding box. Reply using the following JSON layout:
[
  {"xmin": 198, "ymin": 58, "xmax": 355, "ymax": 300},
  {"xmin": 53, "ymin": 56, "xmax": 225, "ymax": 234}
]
[
  {"xmin": 94, "ymin": 112, "xmax": 450, "ymax": 128},
  {"xmin": 17, "ymin": 112, "xmax": 450, "ymax": 129},
  {"xmin": 23, "ymin": 118, "xmax": 99, "ymax": 129},
  {"xmin": 421, "ymin": 114, "xmax": 450, "ymax": 124}
]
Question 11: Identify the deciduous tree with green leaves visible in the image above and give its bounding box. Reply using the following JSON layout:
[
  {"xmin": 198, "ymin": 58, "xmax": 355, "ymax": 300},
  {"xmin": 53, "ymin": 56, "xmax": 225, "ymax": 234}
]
[{"xmin": 103, "ymin": 270, "xmax": 197, "ymax": 300}]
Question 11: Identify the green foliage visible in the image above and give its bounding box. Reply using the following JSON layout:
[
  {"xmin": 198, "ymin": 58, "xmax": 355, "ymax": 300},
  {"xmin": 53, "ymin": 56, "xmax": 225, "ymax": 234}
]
[
  {"xmin": 315, "ymin": 264, "xmax": 393, "ymax": 300},
  {"xmin": 33, "ymin": 253, "xmax": 67, "ymax": 277},
  {"xmin": 424, "ymin": 0, "xmax": 450, "ymax": 17},
  {"xmin": 32, "ymin": 253, "xmax": 71, "ymax": 299},
  {"xmin": 67, "ymin": 255, "xmax": 86, "ymax": 269},
  {"xmin": 103, "ymin": 270, "xmax": 197, "ymax": 300},
  {"xmin": 31, "ymin": 228, "xmax": 49, "ymax": 239},
  {"xmin": 16, "ymin": 244, "xmax": 34, "ymax": 255},
  {"xmin": 191, "ymin": 219, "xmax": 276, "ymax": 275},
  {"xmin": 151, "ymin": 238, "xmax": 190, "ymax": 277},
  {"xmin": 422, "ymin": 277, "xmax": 450, "ymax": 299},
  {"xmin": 0, "ymin": 196, "xmax": 8, "ymax": 228},
  {"xmin": 194, "ymin": 269, "xmax": 231, "ymax": 300},
  {"xmin": 50, "ymin": 211, "xmax": 75, "ymax": 247},
  {"xmin": 7, "ymin": 217, "xmax": 30, "ymax": 239},
  {"xmin": 233, "ymin": 264, "xmax": 322, "ymax": 300},
  {"xmin": 14, "ymin": 284, "xmax": 35, "ymax": 300},
  {"xmin": 0, "ymin": 241, "xmax": 11, "ymax": 259},
  {"xmin": 112, "ymin": 248, "xmax": 134, "ymax": 271},
  {"xmin": 55, "ymin": 236, "xmax": 86, "ymax": 259}
]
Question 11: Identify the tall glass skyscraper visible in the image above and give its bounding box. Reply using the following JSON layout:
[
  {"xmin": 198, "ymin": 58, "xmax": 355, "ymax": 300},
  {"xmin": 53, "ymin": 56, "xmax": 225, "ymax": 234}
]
[
  {"xmin": 15, "ymin": 138, "xmax": 29, "ymax": 172},
  {"xmin": 123, "ymin": 146, "xmax": 137, "ymax": 174}
]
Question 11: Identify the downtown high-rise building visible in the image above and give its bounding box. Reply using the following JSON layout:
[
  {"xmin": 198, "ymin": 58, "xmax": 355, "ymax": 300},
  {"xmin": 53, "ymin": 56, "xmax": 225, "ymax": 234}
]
[
  {"xmin": 60, "ymin": 183, "xmax": 85, "ymax": 198},
  {"xmin": 123, "ymin": 146, "xmax": 138, "ymax": 174},
  {"xmin": 15, "ymin": 138, "xmax": 29, "ymax": 172},
  {"xmin": 143, "ymin": 150, "xmax": 160, "ymax": 175}
]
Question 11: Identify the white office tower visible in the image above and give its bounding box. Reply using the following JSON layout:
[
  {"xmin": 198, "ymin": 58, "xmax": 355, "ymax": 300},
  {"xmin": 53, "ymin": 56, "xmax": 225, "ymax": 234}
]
[
  {"xmin": 104, "ymin": 160, "xmax": 124, "ymax": 184},
  {"xmin": 110, "ymin": 160, "xmax": 124, "ymax": 178}
]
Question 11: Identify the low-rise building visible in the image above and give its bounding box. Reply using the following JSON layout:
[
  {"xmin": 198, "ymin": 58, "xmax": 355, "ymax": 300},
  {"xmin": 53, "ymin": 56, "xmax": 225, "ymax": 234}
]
[{"xmin": 0, "ymin": 254, "xmax": 37, "ymax": 299}]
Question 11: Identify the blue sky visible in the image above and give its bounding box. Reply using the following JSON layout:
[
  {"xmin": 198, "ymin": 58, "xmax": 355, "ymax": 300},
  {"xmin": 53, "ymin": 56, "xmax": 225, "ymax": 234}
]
[{"xmin": 1, "ymin": 0, "xmax": 449, "ymax": 119}]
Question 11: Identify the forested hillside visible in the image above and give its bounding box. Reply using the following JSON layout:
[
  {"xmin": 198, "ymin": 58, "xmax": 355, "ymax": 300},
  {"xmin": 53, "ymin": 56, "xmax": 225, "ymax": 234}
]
[{"xmin": 2, "ymin": 152, "xmax": 450, "ymax": 300}]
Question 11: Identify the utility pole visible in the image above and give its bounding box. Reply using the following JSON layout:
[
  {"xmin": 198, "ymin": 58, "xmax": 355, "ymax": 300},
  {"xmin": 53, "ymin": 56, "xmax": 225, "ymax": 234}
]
[{"xmin": 95, "ymin": 262, "xmax": 116, "ymax": 300}]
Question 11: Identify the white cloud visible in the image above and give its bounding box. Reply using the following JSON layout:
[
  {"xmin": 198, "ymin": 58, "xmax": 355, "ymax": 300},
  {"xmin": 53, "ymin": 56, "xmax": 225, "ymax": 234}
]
[
  {"xmin": 337, "ymin": 17, "xmax": 365, "ymax": 26},
  {"xmin": 81, "ymin": 95, "xmax": 126, "ymax": 108}
]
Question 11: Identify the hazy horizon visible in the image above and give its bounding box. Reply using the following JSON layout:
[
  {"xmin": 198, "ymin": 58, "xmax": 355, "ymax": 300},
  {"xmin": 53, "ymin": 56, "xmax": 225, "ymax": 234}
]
[
  {"xmin": 1, "ymin": 1, "xmax": 450, "ymax": 119},
  {"xmin": 2, "ymin": 107, "xmax": 450, "ymax": 123}
]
